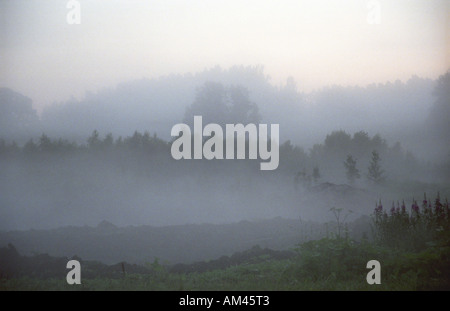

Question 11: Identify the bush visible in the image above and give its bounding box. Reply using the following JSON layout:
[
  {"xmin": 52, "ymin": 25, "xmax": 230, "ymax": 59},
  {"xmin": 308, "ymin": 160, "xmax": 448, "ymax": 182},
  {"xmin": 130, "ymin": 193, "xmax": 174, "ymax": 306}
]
[
  {"xmin": 293, "ymin": 237, "xmax": 389, "ymax": 282},
  {"xmin": 372, "ymin": 194, "xmax": 450, "ymax": 251}
]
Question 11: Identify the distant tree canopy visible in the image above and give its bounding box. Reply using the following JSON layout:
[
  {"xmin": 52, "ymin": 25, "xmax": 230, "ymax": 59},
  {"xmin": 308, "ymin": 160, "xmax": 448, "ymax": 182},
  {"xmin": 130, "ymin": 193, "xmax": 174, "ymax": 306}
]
[
  {"xmin": 320, "ymin": 130, "xmax": 388, "ymax": 160},
  {"xmin": 429, "ymin": 70, "xmax": 450, "ymax": 143},
  {"xmin": 0, "ymin": 127, "xmax": 443, "ymax": 183},
  {"xmin": 183, "ymin": 82, "xmax": 261, "ymax": 126},
  {"xmin": 0, "ymin": 88, "xmax": 39, "ymax": 136},
  {"xmin": 0, "ymin": 68, "xmax": 440, "ymax": 156},
  {"xmin": 0, "ymin": 130, "xmax": 169, "ymax": 158},
  {"xmin": 324, "ymin": 131, "xmax": 352, "ymax": 154}
]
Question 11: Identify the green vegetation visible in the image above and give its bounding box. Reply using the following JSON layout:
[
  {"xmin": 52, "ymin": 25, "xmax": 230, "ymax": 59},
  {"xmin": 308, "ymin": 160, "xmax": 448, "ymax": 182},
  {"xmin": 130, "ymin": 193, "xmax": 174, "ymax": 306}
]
[
  {"xmin": 1, "ymin": 194, "xmax": 449, "ymax": 291},
  {"xmin": 373, "ymin": 194, "xmax": 450, "ymax": 250},
  {"xmin": 1, "ymin": 241, "xmax": 448, "ymax": 291}
]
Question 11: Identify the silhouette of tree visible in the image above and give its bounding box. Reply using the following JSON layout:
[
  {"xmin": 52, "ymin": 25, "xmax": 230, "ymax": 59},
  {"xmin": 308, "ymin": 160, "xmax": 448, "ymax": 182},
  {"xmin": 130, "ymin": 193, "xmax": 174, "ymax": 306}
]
[
  {"xmin": 367, "ymin": 150, "xmax": 385, "ymax": 184},
  {"xmin": 228, "ymin": 85, "xmax": 260, "ymax": 124},
  {"xmin": 429, "ymin": 71, "xmax": 450, "ymax": 146},
  {"xmin": 39, "ymin": 134, "xmax": 53, "ymax": 152},
  {"xmin": 344, "ymin": 155, "xmax": 360, "ymax": 185},
  {"xmin": 184, "ymin": 82, "xmax": 228, "ymax": 125},
  {"xmin": 351, "ymin": 131, "xmax": 371, "ymax": 158},
  {"xmin": 87, "ymin": 130, "xmax": 101, "ymax": 149},
  {"xmin": 184, "ymin": 81, "xmax": 260, "ymax": 126},
  {"xmin": 0, "ymin": 87, "xmax": 39, "ymax": 136},
  {"xmin": 324, "ymin": 130, "xmax": 352, "ymax": 156},
  {"xmin": 23, "ymin": 139, "xmax": 38, "ymax": 154},
  {"xmin": 103, "ymin": 133, "xmax": 114, "ymax": 149}
]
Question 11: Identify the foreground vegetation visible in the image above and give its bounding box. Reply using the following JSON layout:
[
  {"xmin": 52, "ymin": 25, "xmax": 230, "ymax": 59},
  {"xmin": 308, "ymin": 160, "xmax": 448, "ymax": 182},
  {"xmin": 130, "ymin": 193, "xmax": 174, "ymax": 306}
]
[
  {"xmin": 1, "ymin": 237, "xmax": 448, "ymax": 291},
  {"xmin": 1, "ymin": 194, "xmax": 449, "ymax": 291}
]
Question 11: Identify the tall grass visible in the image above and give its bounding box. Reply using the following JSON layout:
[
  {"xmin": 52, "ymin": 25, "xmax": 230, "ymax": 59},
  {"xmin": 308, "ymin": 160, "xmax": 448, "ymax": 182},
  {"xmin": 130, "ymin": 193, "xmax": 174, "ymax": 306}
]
[{"xmin": 372, "ymin": 193, "xmax": 450, "ymax": 250}]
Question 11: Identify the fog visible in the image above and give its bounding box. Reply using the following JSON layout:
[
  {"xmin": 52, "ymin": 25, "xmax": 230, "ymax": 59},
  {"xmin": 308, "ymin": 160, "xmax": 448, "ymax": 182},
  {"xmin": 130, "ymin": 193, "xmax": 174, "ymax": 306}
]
[
  {"xmin": 1, "ymin": 66, "xmax": 444, "ymax": 151},
  {"xmin": 0, "ymin": 68, "xmax": 449, "ymax": 231},
  {"xmin": 0, "ymin": 1, "xmax": 449, "ymax": 271}
]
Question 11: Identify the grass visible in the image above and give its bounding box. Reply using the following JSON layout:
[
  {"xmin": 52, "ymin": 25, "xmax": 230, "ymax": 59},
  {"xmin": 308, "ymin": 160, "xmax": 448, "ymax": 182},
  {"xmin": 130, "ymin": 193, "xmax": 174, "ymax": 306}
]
[
  {"xmin": 2, "ymin": 193, "xmax": 449, "ymax": 291},
  {"xmin": 1, "ymin": 238, "xmax": 448, "ymax": 291}
]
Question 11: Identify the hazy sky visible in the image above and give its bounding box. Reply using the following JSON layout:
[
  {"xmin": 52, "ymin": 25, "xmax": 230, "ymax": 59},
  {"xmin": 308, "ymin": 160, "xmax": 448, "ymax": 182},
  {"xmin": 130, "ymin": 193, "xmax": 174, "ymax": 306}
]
[{"xmin": 1, "ymin": 0, "xmax": 449, "ymax": 112}]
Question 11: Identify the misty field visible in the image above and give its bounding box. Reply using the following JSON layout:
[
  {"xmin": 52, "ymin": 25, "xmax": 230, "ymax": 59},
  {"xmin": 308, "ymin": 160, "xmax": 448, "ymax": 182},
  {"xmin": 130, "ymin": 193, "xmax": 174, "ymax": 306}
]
[
  {"xmin": 1, "ymin": 0, "xmax": 449, "ymax": 294},
  {"xmin": 1, "ymin": 72, "xmax": 450, "ymax": 290},
  {"xmin": 1, "ymin": 197, "xmax": 449, "ymax": 291}
]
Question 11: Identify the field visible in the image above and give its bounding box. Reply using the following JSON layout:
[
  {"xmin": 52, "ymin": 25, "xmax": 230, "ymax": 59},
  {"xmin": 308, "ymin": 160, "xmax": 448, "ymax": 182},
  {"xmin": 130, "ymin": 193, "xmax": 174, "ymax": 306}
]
[
  {"xmin": 1, "ymin": 238, "xmax": 449, "ymax": 291},
  {"xmin": 1, "ymin": 196, "xmax": 449, "ymax": 291}
]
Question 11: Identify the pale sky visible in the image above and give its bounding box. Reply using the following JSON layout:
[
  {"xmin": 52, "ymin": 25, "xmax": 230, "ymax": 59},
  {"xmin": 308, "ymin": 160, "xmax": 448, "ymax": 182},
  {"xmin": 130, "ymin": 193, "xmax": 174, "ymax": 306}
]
[{"xmin": 1, "ymin": 0, "xmax": 449, "ymax": 112}]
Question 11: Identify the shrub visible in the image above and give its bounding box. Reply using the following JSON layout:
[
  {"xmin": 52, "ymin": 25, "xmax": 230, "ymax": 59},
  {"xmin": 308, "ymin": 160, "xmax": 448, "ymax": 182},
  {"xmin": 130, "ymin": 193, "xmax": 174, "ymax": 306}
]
[{"xmin": 372, "ymin": 193, "xmax": 450, "ymax": 251}]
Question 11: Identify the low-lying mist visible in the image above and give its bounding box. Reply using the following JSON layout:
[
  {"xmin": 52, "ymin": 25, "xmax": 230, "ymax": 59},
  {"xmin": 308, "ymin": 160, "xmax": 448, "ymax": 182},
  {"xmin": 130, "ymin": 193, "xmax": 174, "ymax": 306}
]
[
  {"xmin": 0, "ymin": 129, "xmax": 447, "ymax": 231},
  {"xmin": 0, "ymin": 67, "xmax": 449, "ymax": 231}
]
